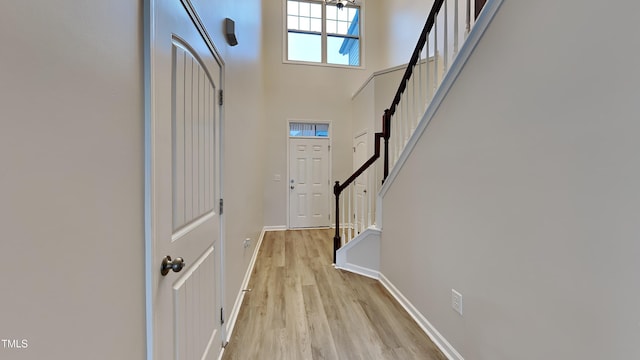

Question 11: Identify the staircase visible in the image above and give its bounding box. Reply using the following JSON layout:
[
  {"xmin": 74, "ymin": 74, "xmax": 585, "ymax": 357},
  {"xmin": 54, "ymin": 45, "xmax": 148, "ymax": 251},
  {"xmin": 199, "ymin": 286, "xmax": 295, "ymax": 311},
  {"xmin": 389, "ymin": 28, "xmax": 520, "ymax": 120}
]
[{"xmin": 333, "ymin": 0, "xmax": 502, "ymax": 276}]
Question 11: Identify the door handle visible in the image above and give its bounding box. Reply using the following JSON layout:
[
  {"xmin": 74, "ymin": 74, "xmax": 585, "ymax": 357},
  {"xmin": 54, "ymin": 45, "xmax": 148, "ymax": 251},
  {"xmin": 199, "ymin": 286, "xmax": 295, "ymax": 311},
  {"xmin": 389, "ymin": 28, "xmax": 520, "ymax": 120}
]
[
  {"xmin": 290, "ymin": 185, "xmax": 295, "ymax": 190},
  {"xmin": 161, "ymin": 255, "xmax": 185, "ymax": 276}
]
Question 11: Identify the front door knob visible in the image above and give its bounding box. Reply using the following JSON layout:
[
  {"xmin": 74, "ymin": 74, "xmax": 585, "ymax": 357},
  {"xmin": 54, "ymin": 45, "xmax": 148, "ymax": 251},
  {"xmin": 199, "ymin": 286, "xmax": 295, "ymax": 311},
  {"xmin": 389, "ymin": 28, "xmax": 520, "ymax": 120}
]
[{"xmin": 161, "ymin": 255, "xmax": 185, "ymax": 276}]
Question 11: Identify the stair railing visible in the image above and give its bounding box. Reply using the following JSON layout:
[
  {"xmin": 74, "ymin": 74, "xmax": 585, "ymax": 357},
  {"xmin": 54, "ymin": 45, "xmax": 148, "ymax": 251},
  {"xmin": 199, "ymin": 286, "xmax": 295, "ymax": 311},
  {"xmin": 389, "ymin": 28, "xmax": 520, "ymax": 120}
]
[{"xmin": 333, "ymin": 0, "xmax": 479, "ymax": 263}]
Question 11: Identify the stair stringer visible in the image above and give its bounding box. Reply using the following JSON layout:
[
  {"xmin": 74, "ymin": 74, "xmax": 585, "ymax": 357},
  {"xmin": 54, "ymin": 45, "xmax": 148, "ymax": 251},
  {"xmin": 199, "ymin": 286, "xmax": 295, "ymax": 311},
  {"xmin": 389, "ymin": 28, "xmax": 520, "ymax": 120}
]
[{"xmin": 334, "ymin": 226, "xmax": 381, "ymax": 279}]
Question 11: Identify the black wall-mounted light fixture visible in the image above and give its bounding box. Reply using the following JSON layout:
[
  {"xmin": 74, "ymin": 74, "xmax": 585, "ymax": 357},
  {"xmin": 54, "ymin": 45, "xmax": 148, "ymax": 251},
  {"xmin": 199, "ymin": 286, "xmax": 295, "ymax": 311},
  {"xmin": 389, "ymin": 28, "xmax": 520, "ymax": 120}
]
[{"xmin": 224, "ymin": 18, "xmax": 238, "ymax": 46}]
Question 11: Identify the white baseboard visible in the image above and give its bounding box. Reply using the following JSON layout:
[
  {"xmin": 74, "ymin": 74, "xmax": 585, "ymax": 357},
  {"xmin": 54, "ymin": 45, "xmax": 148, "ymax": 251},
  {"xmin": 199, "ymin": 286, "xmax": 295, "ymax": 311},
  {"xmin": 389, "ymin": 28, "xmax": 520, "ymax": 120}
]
[
  {"xmin": 263, "ymin": 225, "xmax": 287, "ymax": 231},
  {"xmin": 335, "ymin": 262, "xmax": 380, "ymax": 280},
  {"xmin": 379, "ymin": 273, "xmax": 463, "ymax": 360},
  {"xmin": 223, "ymin": 227, "xmax": 267, "ymax": 346}
]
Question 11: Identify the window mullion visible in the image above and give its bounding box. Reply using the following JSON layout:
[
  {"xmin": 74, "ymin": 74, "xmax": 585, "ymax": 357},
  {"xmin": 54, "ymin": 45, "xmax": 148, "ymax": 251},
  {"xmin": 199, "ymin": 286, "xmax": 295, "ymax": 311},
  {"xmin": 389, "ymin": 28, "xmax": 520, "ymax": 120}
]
[{"xmin": 321, "ymin": 3, "xmax": 327, "ymax": 64}]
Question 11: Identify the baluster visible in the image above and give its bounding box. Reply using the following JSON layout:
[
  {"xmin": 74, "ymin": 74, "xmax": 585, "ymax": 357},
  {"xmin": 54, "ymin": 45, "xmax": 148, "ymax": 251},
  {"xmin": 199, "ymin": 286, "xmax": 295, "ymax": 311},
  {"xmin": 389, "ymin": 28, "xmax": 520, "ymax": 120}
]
[
  {"xmin": 411, "ymin": 65, "xmax": 417, "ymax": 133},
  {"xmin": 443, "ymin": 0, "xmax": 448, "ymax": 74},
  {"xmin": 390, "ymin": 114, "xmax": 395, "ymax": 168},
  {"xmin": 341, "ymin": 189, "xmax": 345, "ymax": 244},
  {"xmin": 466, "ymin": 0, "xmax": 471, "ymax": 37},
  {"xmin": 404, "ymin": 87, "xmax": 410, "ymax": 145},
  {"xmin": 393, "ymin": 113, "xmax": 399, "ymax": 165},
  {"xmin": 434, "ymin": 14, "xmax": 439, "ymax": 95},
  {"xmin": 397, "ymin": 95, "xmax": 403, "ymax": 151},
  {"xmin": 418, "ymin": 50, "xmax": 424, "ymax": 120},
  {"xmin": 348, "ymin": 184, "xmax": 352, "ymax": 242},
  {"xmin": 355, "ymin": 182, "xmax": 360, "ymax": 235},
  {"xmin": 454, "ymin": 0, "xmax": 459, "ymax": 56},
  {"xmin": 426, "ymin": 34, "xmax": 431, "ymax": 105},
  {"xmin": 367, "ymin": 169, "xmax": 372, "ymax": 228}
]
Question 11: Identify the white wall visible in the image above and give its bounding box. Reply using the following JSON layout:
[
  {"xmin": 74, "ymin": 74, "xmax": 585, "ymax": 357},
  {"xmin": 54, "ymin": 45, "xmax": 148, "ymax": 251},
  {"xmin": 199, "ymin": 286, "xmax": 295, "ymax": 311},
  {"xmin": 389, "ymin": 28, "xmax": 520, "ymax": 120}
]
[
  {"xmin": 190, "ymin": 0, "xmax": 266, "ymax": 331},
  {"xmin": 378, "ymin": 0, "xmax": 435, "ymax": 68},
  {"xmin": 381, "ymin": 1, "xmax": 640, "ymax": 358},
  {"xmin": 0, "ymin": 1, "xmax": 145, "ymax": 359}
]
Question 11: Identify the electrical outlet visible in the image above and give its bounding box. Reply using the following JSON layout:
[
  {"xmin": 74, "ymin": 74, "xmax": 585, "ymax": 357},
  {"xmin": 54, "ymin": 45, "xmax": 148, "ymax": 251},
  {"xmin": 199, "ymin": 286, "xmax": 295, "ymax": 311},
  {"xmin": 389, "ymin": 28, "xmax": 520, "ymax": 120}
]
[
  {"xmin": 243, "ymin": 238, "xmax": 251, "ymax": 248},
  {"xmin": 451, "ymin": 289, "xmax": 463, "ymax": 316}
]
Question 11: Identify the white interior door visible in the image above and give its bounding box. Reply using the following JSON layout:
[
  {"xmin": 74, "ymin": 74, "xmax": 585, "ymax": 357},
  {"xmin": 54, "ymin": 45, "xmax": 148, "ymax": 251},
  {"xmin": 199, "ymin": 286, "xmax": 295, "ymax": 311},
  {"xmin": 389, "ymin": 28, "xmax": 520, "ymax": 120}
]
[
  {"xmin": 353, "ymin": 132, "xmax": 368, "ymax": 233},
  {"xmin": 289, "ymin": 137, "xmax": 330, "ymax": 228},
  {"xmin": 147, "ymin": 0, "xmax": 222, "ymax": 359}
]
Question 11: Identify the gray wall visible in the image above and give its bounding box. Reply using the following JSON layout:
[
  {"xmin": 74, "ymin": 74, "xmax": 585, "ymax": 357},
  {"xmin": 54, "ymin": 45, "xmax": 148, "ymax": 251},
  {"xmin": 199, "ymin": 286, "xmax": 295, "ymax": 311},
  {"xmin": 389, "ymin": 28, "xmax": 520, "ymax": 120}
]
[
  {"xmin": 381, "ymin": 0, "xmax": 640, "ymax": 359},
  {"xmin": 190, "ymin": 0, "xmax": 267, "ymax": 333},
  {"xmin": 0, "ymin": 1, "xmax": 146, "ymax": 359},
  {"xmin": 0, "ymin": 0, "xmax": 267, "ymax": 358}
]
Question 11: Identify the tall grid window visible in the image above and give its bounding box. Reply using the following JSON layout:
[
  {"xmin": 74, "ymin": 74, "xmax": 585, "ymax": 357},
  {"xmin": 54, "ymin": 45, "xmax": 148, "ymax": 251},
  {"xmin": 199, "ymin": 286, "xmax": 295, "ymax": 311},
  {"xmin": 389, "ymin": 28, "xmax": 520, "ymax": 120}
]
[{"xmin": 286, "ymin": 0, "xmax": 361, "ymax": 67}]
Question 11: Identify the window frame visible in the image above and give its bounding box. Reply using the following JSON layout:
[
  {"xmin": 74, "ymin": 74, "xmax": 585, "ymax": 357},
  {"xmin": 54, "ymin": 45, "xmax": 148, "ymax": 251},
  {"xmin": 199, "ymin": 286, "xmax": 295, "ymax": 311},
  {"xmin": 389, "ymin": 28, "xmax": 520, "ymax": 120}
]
[{"xmin": 283, "ymin": 0, "xmax": 364, "ymax": 68}]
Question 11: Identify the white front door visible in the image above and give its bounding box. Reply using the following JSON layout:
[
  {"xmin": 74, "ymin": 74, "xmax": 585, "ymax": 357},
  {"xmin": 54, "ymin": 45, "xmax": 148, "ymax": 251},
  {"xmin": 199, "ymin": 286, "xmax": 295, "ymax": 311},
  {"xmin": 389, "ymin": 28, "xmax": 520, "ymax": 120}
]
[
  {"xmin": 353, "ymin": 132, "xmax": 368, "ymax": 233},
  {"xmin": 147, "ymin": 1, "xmax": 223, "ymax": 359},
  {"xmin": 289, "ymin": 137, "xmax": 330, "ymax": 228}
]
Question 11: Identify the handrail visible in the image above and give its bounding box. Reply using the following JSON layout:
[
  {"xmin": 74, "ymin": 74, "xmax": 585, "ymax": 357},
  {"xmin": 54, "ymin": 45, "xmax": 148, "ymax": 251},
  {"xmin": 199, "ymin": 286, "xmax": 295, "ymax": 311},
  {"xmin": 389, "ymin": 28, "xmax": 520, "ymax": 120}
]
[
  {"xmin": 333, "ymin": 0, "xmax": 447, "ymax": 263},
  {"xmin": 388, "ymin": 0, "xmax": 445, "ymax": 117}
]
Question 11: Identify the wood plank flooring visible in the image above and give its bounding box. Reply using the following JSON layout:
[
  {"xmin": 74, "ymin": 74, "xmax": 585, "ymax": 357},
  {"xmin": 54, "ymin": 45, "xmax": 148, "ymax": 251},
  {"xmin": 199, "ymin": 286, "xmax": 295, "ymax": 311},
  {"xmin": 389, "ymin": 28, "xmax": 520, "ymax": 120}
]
[{"xmin": 222, "ymin": 229, "xmax": 446, "ymax": 360}]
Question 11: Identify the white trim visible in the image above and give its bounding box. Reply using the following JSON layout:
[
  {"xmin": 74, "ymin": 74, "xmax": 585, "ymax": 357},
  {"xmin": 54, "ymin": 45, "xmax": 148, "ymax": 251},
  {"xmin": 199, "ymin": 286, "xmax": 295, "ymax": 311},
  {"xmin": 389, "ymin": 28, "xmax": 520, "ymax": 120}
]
[
  {"xmin": 352, "ymin": 62, "xmax": 411, "ymax": 99},
  {"xmin": 263, "ymin": 225, "xmax": 288, "ymax": 231},
  {"xmin": 380, "ymin": 0, "xmax": 504, "ymax": 198},
  {"xmin": 143, "ymin": 0, "xmax": 154, "ymax": 358},
  {"xmin": 335, "ymin": 262, "xmax": 379, "ymax": 279},
  {"xmin": 379, "ymin": 273, "xmax": 463, "ymax": 360},
  {"xmin": 171, "ymin": 211, "xmax": 215, "ymax": 242},
  {"xmin": 222, "ymin": 228, "xmax": 267, "ymax": 345}
]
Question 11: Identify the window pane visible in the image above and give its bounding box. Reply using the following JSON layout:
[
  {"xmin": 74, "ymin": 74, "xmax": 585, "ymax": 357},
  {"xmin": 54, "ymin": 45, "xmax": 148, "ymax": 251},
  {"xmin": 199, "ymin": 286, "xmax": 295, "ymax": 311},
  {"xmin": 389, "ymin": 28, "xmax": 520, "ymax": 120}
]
[
  {"xmin": 348, "ymin": 8, "xmax": 358, "ymax": 20},
  {"xmin": 328, "ymin": 8, "xmax": 359, "ymax": 35},
  {"xmin": 288, "ymin": 15, "xmax": 298, "ymax": 30},
  {"xmin": 290, "ymin": 123, "xmax": 329, "ymax": 137},
  {"xmin": 315, "ymin": 124, "xmax": 329, "ymax": 136},
  {"xmin": 287, "ymin": 1, "xmax": 298, "ymax": 15},
  {"xmin": 299, "ymin": 2, "xmax": 310, "ymax": 17},
  {"xmin": 310, "ymin": 18, "xmax": 321, "ymax": 32},
  {"xmin": 326, "ymin": 5, "xmax": 337, "ymax": 20},
  {"xmin": 310, "ymin": 3, "xmax": 322, "ymax": 18},
  {"xmin": 288, "ymin": 32, "xmax": 321, "ymax": 63},
  {"xmin": 326, "ymin": 20, "xmax": 336, "ymax": 33},
  {"xmin": 338, "ymin": 8, "xmax": 348, "ymax": 21},
  {"xmin": 300, "ymin": 17, "xmax": 310, "ymax": 31},
  {"xmin": 337, "ymin": 21, "xmax": 348, "ymax": 34},
  {"xmin": 327, "ymin": 36, "xmax": 359, "ymax": 66}
]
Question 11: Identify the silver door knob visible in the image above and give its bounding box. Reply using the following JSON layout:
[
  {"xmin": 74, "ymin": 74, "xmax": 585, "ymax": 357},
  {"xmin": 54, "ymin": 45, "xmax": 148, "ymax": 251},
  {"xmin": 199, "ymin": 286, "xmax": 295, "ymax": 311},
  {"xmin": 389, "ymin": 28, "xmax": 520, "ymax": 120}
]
[{"xmin": 161, "ymin": 255, "xmax": 185, "ymax": 276}]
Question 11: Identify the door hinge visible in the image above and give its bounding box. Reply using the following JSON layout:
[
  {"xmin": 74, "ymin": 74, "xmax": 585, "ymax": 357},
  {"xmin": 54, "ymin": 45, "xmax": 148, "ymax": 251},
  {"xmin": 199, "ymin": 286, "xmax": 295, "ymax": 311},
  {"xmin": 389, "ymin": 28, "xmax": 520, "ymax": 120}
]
[
  {"xmin": 219, "ymin": 199, "xmax": 224, "ymax": 215},
  {"xmin": 220, "ymin": 307, "xmax": 225, "ymax": 325},
  {"xmin": 219, "ymin": 89, "xmax": 224, "ymax": 106},
  {"xmin": 328, "ymin": 144, "xmax": 331, "ymax": 151},
  {"xmin": 353, "ymin": 147, "xmax": 356, "ymax": 152}
]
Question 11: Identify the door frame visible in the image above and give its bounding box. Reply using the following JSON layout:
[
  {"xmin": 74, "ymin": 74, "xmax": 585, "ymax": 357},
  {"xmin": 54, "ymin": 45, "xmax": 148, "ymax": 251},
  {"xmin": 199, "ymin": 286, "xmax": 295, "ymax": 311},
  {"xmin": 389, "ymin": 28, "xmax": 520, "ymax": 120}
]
[
  {"xmin": 143, "ymin": 0, "xmax": 226, "ymax": 358},
  {"xmin": 286, "ymin": 119, "xmax": 333, "ymax": 229}
]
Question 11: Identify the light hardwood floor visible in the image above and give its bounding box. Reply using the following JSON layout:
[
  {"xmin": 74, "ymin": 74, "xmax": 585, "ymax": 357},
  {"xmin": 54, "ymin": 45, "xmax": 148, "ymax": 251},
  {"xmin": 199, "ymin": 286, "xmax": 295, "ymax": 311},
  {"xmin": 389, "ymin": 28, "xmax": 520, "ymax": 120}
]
[{"xmin": 222, "ymin": 229, "xmax": 446, "ymax": 360}]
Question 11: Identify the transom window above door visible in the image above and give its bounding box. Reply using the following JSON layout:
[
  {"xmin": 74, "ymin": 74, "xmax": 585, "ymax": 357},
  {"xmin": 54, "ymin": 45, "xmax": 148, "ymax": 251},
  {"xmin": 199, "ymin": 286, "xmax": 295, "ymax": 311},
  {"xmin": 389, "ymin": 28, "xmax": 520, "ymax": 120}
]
[
  {"xmin": 285, "ymin": 0, "xmax": 361, "ymax": 67},
  {"xmin": 289, "ymin": 122, "xmax": 329, "ymax": 137}
]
